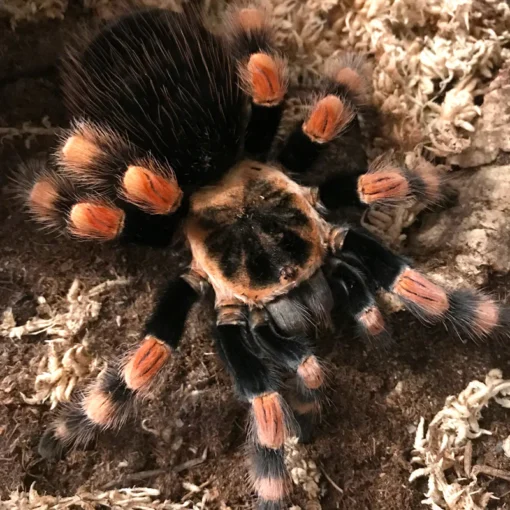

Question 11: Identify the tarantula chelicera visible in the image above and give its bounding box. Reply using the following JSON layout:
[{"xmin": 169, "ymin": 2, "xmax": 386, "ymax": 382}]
[{"xmin": 24, "ymin": 4, "xmax": 509, "ymax": 508}]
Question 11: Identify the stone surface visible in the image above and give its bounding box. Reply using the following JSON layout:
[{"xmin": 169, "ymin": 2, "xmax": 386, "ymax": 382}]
[
  {"xmin": 409, "ymin": 164, "xmax": 510, "ymax": 286},
  {"xmin": 449, "ymin": 68, "xmax": 510, "ymax": 168}
]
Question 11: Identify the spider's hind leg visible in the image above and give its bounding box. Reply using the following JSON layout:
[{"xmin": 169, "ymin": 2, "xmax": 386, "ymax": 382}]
[
  {"xmin": 332, "ymin": 226, "xmax": 510, "ymax": 341},
  {"xmin": 215, "ymin": 304, "xmax": 296, "ymax": 509},
  {"xmin": 39, "ymin": 274, "xmax": 203, "ymax": 459},
  {"xmin": 326, "ymin": 256, "xmax": 392, "ymax": 349},
  {"xmin": 249, "ymin": 309, "xmax": 325, "ymax": 444}
]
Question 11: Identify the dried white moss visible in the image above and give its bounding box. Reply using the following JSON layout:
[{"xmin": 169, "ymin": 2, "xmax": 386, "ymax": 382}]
[
  {"xmin": 285, "ymin": 437, "xmax": 322, "ymax": 506},
  {"xmin": 410, "ymin": 369, "xmax": 510, "ymax": 510},
  {"xmin": 3, "ymin": 484, "xmax": 219, "ymax": 510},
  {"xmin": 262, "ymin": 0, "xmax": 510, "ymax": 158},
  {"xmin": 2, "ymin": 277, "xmax": 130, "ymax": 409},
  {"xmin": 0, "ymin": 0, "xmax": 68, "ymax": 26},
  {"xmin": 3, "ymin": 0, "xmax": 509, "ymax": 158}
]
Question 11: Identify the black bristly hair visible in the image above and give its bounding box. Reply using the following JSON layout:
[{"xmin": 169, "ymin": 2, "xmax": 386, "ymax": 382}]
[{"xmin": 20, "ymin": 4, "xmax": 510, "ymax": 510}]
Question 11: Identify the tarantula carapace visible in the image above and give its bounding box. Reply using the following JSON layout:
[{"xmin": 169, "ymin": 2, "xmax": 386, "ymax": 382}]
[{"xmin": 24, "ymin": 4, "xmax": 509, "ymax": 509}]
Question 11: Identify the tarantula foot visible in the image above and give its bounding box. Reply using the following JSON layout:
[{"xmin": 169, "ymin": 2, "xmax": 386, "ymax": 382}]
[
  {"xmin": 61, "ymin": 134, "xmax": 102, "ymax": 171},
  {"xmin": 297, "ymin": 355, "xmax": 323, "ymax": 390},
  {"xmin": 245, "ymin": 53, "xmax": 287, "ymax": 106},
  {"xmin": 236, "ymin": 7, "xmax": 266, "ymax": 32},
  {"xmin": 392, "ymin": 268, "xmax": 449, "ymax": 319},
  {"xmin": 303, "ymin": 95, "xmax": 354, "ymax": 143},
  {"xmin": 69, "ymin": 202, "xmax": 125, "ymax": 241},
  {"xmin": 357, "ymin": 306, "xmax": 385, "ymax": 336},
  {"xmin": 122, "ymin": 165, "xmax": 182, "ymax": 215},
  {"xmin": 358, "ymin": 156, "xmax": 445, "ymax": 205},
  {"xmin": 123, "ymin": 336, "xmax": 172, "ymax": 391},
  {"xmin": 334, "ymin": 67, "xmax": 365, "ymax": 96},
  {"xmin": 38, "ymin": 425, "xmax": 66, "ymax": 460},
  {"xmin": 357, "ymin": 167, "xmax": 409, "ymax": 204}
]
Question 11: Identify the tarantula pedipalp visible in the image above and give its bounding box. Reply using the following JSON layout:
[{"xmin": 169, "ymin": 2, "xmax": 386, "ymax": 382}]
[{"xmin": 22, "ymin": 4, "xmax": 510, "ymax": 509}]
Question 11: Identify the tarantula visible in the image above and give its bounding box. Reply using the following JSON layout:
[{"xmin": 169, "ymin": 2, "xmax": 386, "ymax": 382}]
[{"xmin": 23, "ymin": 4, "xmax": 509, "ymax": 508}]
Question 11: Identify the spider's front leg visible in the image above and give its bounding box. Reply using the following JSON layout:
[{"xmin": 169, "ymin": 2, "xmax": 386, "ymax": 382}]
[
  {"xmin": 328, "ymin": 226, "xmax": 510, "ymax": 341},
  {"xmin": 39, "ymin": 274, "xmax": 204, "ymax": 458},
  {"xmin": 275, "ymin": 59, "xmax": 446, "ymax": 211},
  {"xmin": 25, "ymin": 121, "xmax": 185, "ymax": 247},
  {"xmin": 227, "ymin": 6, "xmax": 289, "ymax": 160}
]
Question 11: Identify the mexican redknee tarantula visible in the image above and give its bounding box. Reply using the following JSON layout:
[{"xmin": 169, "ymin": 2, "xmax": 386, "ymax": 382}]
[{"xmin": 23, "ymin": 4, "xmax": 509, "ymax": 509}]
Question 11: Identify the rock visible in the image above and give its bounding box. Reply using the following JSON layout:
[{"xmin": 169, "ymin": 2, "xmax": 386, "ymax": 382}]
[
  {"xmin": 449, "ymin": 68, "xmax": 510, "ymax": 168},
  {"xmin": 409, "ymin": 164, "xmax": 510, "ymax": 286}
]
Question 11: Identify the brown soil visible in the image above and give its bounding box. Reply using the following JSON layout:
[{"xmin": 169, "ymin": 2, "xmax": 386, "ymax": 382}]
[{"xmin": 2, "ymin": 10, "xmax": 510, "ymax": 510}]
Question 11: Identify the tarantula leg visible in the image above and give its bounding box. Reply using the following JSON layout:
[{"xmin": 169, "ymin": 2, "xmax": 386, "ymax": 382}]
[
  {"xmin": 249, "ymin": 309, "xmax": 323, "ymax": 443},
  {"xmin": 69, "ymin": 201, "xmax": 125, "ymax": 240},
  {"xmin": 24, "ymin": 165, "xmax": 182, "ymax": 246},
  {"xmin": 277, "ymin": 93, "xmax": 356, "ymax": 174},
  {"xmin": 39, "ymin": 275, "xmax": 203, "ymax": 459},
  {"xmin": 240, "ymin": 51, "xmax": 289, "ymax": 159},
  {"xmin": 290, "ymin": 355, "xmax": 325, "ymax": 443},
  {"xmin": 27, "ymin": 171, "xmax": 125, "ymax": 241},
  {"xmin": 215, "ymin": 305, "xmax": 293, "ymax": 509},
  {"xmin": 59, "ymin": 122, "xmax": 184, "ymax": 215},
  {"xmin": 327, "ymin": 257, "xmax": 392, "ymax": 348},
  {"xmin": 333, "ymin": 227, "xmax": 510, "ymax": 340},
  {"xmin": 357, "ymin": 156, "xmax": 445, "ymax": 206},
  {"xmin": 227, "ymin": 6, "xmax": 288, "ymax": 159}
]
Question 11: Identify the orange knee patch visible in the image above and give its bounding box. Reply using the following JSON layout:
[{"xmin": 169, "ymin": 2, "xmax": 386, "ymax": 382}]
[
  {"xmin": 413, "ymin": 159, "xmax": 442, "ymax": 203},
  {"xmin": 237, "ymin": 8, "xmax": 266, "ymax": 31},
  {"xmin": 358, "ymin": 306, "xmax": 385, "ymax": 336},
  {"xmin": 393, "ymin": 268, "xmax": 449, "ymax": 317},
  {"xmin": 252, "ymin": 392, "xmax": 286, "ymax": 448},
  {"xmin": 303, "ymin": 95, "xmax": 354, "ymax": 143},
  {"xmin": 69, "ymin": 202, "xmax": 125, "ymax": 240},
  {"xmin": 83, "ymin": 388, "xmax": 115, "ymax": 427},
  {"xmin": 29, "ymin": 179, "xmax": 59, "ymax": 221},
  {"xmin": 357, "ymin": 170, "xmax": 409, "ymax": 204},
  {"xmin": 473, "ymin": 297, "xmax": 499, "ymax": 336},
  {"xmin": 123, "ymin": 336, "xmax": 171, "ymax": 391},
  {"xmin": 254, "ymin": 477, "xmax": 287, "ymax": 502},
  {"xmin": 61, "ymin": 135, "xmax": 101, "ymax": 170},
  {"xmin": 246, "ymin": 53, "xmax": 287, "ymax": 106},
  {"xmin": 53, "ymin": 419, "xmax": 70, "ymax": 441},
  {"xmin": 297, "ymin": 356, "xmax": 324, "ymax": 390},
  {"xmin": 122, "ymin": 166, "xmax": 182, "ymax": 215},
  {"xmin": 335, "ymin": 67, "xmax": 364, "ymax": 97},
  {"xmin": 289, "ymin": 398, "xmax": 319, "ymax": 416}
]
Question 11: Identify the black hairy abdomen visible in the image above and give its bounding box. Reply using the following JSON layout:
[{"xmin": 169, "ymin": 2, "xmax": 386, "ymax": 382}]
[{"xmin": 62, "ymin": 8, "xmax": 245, "ymax": 191}]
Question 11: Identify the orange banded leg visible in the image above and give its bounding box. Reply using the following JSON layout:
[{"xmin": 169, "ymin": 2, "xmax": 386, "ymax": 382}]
[
  {"xmin": 328, "ymin": 256, "xmax": 392, "ymax": 348},
  {"xmin": 250, "ymin": 393, "xmax": 291, "ymax": 509},
  {"xmin": 337, "ymin": 227, "xmax": 510, "ymax": 341},
  {"xmin": 325, "ymin": 52, "xmax": 372, "ymax": 104},
  {"xmin": 289, "ymin": 355, "xmax": 325, "ymax": 443},
  {"xmin": 303, "ymin": 95, "xmax": 355, "ymax": 144},
  {"xmin": 24, "ymin": 163, "xmax": 125, "ymax": 242},
  {"xmin": 25, "ymin": 165, "xmax": 182, "ymax": 245},
  {"xmin": 228, "ymin": 5, "xmax": 288, "ymax": 158},
  {"xmin": 240, "ymin": 51, "xmax": 289, "ymax": 158},
  {"xmin": 215, "ymin": 312, "xmax": 293, "ymax": 509},
  {"xmin": 277, "ymin": 91, "xmax": 357, "ymax": 175},
  {"xmin": 38, "ymin": 275, "xmax": 202, "ymax": 459},
  {"xmin": 357, "ymin": 156, "xmax": 444, "ymax": 206}
]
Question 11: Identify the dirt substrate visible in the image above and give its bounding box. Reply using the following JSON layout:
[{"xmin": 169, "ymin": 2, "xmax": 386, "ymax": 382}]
[{"xmin": 2, "ymin": 10, "xmax": 510, "ymax": 510}]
